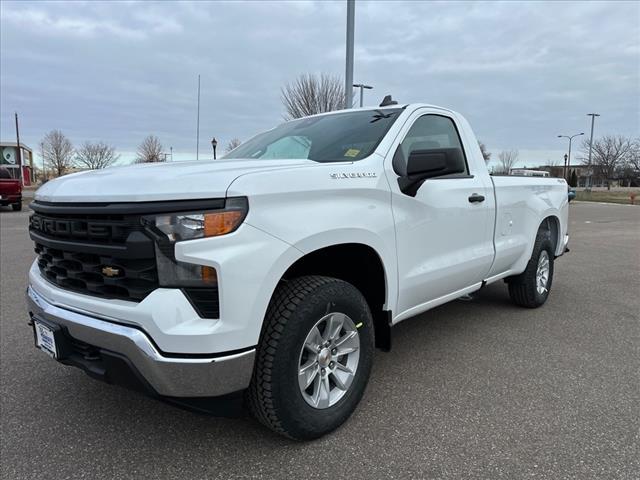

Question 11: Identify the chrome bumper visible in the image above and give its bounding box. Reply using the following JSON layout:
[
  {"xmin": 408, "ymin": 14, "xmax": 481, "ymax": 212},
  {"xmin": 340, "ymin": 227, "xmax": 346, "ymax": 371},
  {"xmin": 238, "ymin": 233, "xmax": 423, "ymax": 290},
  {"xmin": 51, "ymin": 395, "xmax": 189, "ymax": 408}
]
[{"xmin": 26, "ymin": 286, "xmax": 255, "ymax": 397}]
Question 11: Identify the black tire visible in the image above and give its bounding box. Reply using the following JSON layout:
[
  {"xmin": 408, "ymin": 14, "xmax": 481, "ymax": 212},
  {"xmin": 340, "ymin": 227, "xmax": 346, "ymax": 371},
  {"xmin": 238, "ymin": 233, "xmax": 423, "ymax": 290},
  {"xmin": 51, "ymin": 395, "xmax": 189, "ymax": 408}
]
[
  {"xmin": 248, "ymin": 275, "xmax": 374, "ymax": 440},
  {"xmin": 11, "ymin": 202, "xmax": 21, "ymax": 211},
  {"xmin": 507, "ymin": 229, "xmax": 554, "ymax": 308}
]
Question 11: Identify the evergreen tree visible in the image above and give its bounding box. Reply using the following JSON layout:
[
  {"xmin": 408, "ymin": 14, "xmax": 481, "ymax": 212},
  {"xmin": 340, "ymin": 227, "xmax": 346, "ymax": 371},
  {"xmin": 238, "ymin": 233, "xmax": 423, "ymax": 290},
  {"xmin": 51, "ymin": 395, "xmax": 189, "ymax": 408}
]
[{"xmin": 569, "ymin": 169, "xmax": 578, "ymax": 187}]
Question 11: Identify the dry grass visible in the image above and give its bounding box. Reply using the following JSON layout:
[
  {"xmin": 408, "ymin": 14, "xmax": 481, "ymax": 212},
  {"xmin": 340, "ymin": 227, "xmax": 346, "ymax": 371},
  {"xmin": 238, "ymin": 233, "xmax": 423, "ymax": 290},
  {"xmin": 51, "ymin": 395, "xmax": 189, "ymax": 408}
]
[{"xmin": 575, "ymin": 189, "xmax": 640, "ymax": 205}]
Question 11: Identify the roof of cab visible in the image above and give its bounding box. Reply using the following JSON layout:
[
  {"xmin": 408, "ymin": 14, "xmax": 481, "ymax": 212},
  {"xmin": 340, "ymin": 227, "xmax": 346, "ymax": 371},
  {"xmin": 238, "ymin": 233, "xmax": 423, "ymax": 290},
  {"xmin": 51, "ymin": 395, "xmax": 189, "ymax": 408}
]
[{"xmin": 295, "ymin": 103, "xmax": 457, "ymax": 121}]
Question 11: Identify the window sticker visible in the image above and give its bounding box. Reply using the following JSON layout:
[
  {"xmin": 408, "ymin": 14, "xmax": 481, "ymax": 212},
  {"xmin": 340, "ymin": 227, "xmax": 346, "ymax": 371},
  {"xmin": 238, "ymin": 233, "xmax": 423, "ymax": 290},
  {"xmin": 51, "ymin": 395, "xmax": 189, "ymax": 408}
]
[{"xmin": 344, "ymin": 148, "xmax": 360, "ymax": 158}]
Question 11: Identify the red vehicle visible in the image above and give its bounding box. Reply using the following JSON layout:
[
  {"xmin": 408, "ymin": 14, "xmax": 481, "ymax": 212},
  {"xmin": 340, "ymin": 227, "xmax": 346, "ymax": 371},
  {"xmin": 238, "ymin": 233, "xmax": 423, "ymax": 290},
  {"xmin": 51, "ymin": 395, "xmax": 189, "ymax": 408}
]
[{"xmin": 0, "ymin": 166, "xmax": 22, "ymax": 211}]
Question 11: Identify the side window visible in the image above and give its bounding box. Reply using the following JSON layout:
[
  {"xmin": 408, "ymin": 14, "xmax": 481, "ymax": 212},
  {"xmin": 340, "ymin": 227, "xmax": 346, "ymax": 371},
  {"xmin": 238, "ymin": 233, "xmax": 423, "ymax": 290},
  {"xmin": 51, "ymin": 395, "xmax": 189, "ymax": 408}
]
[{"xmin": 399, "ymin": 115, "xmax": 468, "ymax": 175}]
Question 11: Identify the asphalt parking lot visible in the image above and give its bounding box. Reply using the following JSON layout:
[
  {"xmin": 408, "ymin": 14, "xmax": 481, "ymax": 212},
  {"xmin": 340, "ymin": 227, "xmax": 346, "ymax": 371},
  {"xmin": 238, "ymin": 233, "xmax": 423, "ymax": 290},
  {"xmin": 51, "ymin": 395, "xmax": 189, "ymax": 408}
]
[{"xmin": 1, "ymin": 202, "xmax": 638, "ymax": 479}]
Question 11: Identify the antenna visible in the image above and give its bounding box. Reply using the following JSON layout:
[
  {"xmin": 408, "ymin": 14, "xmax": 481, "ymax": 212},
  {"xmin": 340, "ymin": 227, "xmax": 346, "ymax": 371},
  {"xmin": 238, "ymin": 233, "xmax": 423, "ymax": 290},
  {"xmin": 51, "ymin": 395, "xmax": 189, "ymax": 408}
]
[{"xmin": 379, "ymin": 95, "xmax": 398, "ymax": 107}]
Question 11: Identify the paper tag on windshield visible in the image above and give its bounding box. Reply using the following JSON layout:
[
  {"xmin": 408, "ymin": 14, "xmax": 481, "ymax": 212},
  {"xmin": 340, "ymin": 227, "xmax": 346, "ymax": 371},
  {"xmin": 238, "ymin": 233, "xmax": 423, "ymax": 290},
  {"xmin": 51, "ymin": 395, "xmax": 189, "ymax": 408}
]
[{"xmin": 344, "ymin": 149, "xmax": 360, "ymax": 158}]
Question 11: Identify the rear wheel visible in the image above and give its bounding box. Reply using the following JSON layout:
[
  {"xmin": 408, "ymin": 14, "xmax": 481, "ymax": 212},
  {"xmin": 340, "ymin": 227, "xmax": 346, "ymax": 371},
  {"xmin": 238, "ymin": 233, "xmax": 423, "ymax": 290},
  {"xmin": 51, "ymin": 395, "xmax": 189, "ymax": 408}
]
[
  {"xmin": 248, "ymin": 275, "xmax": 374, "ymax": 440},
  {"xmin": 11, "ymin": 202, "xmax": 21, "ymax": 211},
  {"xmin": 507, "ymin": 229, "xmax": 554, "ymax": 308}
]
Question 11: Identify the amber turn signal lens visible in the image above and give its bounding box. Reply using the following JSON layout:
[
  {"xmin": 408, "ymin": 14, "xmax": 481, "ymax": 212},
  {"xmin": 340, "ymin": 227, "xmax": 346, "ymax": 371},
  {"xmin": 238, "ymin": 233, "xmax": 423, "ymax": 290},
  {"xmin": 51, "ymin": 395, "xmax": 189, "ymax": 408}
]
[
  {"xmin": 203, "ymin": 210, "xmax": 244, "ymax": 237},
  {"xmin": 200, "ymin": 266, "xmax": 218, "ymax": 285}
]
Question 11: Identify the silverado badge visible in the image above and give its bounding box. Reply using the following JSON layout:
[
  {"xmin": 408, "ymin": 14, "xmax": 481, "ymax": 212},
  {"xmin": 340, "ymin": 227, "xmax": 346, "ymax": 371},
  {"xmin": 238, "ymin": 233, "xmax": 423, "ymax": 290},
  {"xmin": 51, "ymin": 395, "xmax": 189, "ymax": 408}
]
[{"xmin": 330, "ymin": 172, "xmax": 377, "ymax": 179}]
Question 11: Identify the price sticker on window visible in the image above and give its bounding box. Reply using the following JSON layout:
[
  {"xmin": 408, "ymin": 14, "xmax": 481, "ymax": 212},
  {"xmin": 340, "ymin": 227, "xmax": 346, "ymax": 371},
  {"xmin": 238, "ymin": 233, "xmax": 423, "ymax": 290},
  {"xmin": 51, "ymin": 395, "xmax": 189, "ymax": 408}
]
[{"xmin": 344, "ymin": 149, "xmax": 360, "ymax": 158}]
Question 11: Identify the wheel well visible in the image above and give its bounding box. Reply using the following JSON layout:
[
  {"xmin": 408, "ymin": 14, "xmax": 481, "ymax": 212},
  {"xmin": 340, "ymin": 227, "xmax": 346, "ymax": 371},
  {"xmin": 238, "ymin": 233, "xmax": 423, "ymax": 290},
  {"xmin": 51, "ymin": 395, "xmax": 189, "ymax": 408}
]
[
  {"xmin": 540, "ymin": 215, "xmax": 560, "ymax": 254},
  {"xmin": 282, "ymin": 243, "xmax": 391, "ymax": 351}
]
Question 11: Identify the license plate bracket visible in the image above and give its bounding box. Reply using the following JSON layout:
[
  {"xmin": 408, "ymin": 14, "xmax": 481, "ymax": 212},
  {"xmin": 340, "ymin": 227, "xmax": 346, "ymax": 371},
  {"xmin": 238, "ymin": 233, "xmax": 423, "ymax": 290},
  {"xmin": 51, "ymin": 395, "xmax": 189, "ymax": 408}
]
[{"xmin": 32, "ymin": 317, "xmax": 68, "ymax": 360}]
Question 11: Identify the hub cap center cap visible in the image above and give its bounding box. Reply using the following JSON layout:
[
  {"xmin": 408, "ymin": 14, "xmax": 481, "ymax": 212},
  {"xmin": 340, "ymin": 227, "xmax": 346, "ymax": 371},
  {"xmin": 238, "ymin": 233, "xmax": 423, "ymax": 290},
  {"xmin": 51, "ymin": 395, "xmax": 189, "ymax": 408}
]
[{"xmin": 318, "ymin": 348, "xmax": 331, "ymax": 367}]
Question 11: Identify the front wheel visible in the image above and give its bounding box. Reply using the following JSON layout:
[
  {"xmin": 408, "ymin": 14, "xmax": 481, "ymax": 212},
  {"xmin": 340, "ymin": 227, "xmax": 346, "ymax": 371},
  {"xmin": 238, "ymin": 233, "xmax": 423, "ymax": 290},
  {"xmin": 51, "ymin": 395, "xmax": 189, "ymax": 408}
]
[{"xmin": 248, "ymin": 276, "xmax": 374, "ymax": 440}]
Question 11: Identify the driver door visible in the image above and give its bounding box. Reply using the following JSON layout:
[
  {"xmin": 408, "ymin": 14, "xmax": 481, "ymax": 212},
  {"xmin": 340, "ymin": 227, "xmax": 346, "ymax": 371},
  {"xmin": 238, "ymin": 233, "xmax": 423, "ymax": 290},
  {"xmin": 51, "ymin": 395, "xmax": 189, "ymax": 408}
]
[{"xmin": 387, "ymin": 112, "xmax": 495, "ymax": 318}]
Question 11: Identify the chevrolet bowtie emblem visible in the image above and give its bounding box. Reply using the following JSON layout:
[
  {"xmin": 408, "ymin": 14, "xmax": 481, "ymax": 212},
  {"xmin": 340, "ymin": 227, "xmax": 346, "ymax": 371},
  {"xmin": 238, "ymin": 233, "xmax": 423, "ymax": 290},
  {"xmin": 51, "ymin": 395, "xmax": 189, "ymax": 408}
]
[{"xmin": 102, "ymin": 266, "xmax": 122, "ymax": 277}]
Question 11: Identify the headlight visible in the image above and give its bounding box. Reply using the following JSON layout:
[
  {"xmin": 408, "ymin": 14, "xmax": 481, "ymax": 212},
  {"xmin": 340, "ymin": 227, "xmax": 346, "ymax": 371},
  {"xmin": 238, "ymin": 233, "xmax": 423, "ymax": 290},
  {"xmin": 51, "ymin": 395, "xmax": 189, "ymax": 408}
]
[
  {"xmin": 152, "ymin": 197, "xmax": 248, "ymax": 242},
  {"xmin": 143, "ymin": 197, "xmax": 248, "ymax": 288}
]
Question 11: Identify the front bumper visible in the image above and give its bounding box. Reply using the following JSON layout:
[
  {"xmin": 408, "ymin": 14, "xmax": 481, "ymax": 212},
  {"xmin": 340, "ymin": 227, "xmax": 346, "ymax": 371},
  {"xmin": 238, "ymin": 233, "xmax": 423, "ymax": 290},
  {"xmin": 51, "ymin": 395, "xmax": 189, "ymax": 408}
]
[
  {"xmin": 27, "ymin": 286, "xmax": 255, "ymax": 397},
  {"xmin": 0, "ymin": 194, "xmax": 21, "ymax": 205}
]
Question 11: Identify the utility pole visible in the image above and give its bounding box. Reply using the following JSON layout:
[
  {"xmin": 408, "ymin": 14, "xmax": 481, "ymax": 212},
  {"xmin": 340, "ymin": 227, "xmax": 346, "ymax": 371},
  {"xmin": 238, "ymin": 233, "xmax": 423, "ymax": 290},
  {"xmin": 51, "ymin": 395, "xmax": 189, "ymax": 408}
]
[
  {"xmin": 586, "ymin": 113, "xmax": 600, "ymax": 190},
  {"xmin": 353, "ymin": 83, "xmax": 372, "ymax": 107},
  {"xmin": 196, "ymin": 74, "xmax": 201, "ymax": 161},
  {"xmin": 344, "ymin": 0, "xmax": 355, "ymax": 109},
  {"xmin": 15, "ymin": 112, "xmax": 23, "ymax": 185}
]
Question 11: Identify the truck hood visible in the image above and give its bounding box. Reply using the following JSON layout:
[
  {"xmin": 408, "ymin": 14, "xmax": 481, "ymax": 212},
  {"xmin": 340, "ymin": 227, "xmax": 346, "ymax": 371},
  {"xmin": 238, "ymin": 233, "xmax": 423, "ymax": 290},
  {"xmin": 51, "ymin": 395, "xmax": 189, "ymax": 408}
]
[{"xmin": 34, "ymin": 158, "xmax": 316, "ymax": 203}]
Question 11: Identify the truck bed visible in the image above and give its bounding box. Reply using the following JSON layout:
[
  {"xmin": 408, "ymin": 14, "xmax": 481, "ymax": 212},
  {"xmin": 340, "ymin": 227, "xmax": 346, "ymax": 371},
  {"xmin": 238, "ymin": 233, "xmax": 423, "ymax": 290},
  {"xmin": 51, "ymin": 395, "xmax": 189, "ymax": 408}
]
[{"xmin": 488, "ymin": 175, "xmax": 569, "ymax": 278}]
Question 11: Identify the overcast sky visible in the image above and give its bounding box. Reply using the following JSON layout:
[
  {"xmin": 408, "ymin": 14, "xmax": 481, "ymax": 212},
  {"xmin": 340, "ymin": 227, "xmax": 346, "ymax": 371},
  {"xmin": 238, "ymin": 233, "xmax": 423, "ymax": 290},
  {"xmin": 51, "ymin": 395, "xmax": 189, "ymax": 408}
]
[{"xmin": 1, "ymin": 0, "xmax": 638, "ymax": 167}]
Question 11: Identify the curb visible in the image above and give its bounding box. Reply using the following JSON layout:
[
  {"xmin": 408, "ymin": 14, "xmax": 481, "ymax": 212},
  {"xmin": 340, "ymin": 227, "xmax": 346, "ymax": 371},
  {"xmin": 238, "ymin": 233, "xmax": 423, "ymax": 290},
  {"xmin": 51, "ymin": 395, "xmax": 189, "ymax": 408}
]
[{"xmin": 572, "ymin": 201, "xmax": 638, "ymax": 207}]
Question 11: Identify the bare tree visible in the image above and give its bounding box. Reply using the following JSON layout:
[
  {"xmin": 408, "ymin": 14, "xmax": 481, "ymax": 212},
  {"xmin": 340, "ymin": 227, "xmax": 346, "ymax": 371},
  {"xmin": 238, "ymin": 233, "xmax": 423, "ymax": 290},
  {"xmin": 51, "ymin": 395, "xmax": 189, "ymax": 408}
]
[
  {"xmin": 225, "ymin": 138, "xmax": 242, "ymax": 153},
  {"xmin": 135, "ymin": 135, "xmax": 164, "ymax": 163},
  {"xmin": 478, "ymin": 141, "xmax": 491, "ymax": 163},
  {"xmin": 496, "ymin": 150, "xmax": 519, "ymax": 174},
  {"xmin": 75, "ymin": 141, "xmax": 120, "ymax": 170},
  {"xmin": 281, "ymin": 73, "xmax": 344, "ymax": 120},
  {"xmin": 628, "ymin": 138, "xmax": 640, "ymax": 173},
  {"xmin": 40, "ymin": 130, "xmax": 74, "ymax": 177},
  {"xmin": 581, "ymin": 135, "xmax": 632, "ymax": 190}
]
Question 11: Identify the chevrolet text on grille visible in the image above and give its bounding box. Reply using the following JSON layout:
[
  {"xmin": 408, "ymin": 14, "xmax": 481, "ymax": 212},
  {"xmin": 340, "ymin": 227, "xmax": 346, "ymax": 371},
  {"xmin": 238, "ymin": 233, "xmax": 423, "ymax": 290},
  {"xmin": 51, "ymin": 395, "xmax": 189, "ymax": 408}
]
[{"xmin": 30, "ymin": 214, "xmax": 113, "ymax": 239}]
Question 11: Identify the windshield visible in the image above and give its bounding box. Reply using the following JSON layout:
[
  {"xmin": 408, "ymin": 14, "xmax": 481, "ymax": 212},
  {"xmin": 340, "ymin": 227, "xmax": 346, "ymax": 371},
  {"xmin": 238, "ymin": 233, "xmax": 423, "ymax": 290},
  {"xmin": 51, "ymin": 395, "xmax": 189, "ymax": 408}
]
[{"xmin": 224, "ymin": 108, "xmax": 402, "ymax": 162}]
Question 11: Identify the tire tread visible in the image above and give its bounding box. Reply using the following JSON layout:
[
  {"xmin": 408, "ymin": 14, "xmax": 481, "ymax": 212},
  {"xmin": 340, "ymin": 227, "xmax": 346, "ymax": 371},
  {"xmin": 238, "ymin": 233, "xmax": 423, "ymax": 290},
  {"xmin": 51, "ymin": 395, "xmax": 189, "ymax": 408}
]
[
  {"xmin": 247, "ymin": 275, "xmax": 341, "ymax": 438},
  {"xmin": 508, "ymin": 229, "xmax": 553, "ymax": 308}
]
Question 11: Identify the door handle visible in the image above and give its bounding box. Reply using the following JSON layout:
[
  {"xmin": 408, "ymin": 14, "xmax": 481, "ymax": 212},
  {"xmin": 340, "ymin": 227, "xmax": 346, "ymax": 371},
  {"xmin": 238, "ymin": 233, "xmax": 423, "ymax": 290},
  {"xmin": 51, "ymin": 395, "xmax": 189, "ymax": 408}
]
[{"xmin": 468, "ymin": 193, "xmax": 485, "ymax": 203}]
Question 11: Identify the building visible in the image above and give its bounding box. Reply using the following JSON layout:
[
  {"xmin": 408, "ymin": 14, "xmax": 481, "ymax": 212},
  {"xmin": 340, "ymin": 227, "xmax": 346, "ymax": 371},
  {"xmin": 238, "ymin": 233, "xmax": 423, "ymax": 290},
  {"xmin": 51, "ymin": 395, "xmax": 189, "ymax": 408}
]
[
  {"xmin": 565, "ymin": 164, "xmax": 609, "ymax": 188},
  {"xmin": 531, "ymin": 164, "xmax": 612, "ymax": 187},
  {"xmin": 0, "ymin": 142, "xmax": 34, "ymax": 185}
]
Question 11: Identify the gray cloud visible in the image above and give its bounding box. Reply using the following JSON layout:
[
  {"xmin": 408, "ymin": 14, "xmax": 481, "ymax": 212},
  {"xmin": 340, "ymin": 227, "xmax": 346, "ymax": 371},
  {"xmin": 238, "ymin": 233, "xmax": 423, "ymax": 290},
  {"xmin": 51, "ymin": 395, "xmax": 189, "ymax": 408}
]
[{"xmin": 1, "ymin": 0, "xmax": 638, "ymax": 166}]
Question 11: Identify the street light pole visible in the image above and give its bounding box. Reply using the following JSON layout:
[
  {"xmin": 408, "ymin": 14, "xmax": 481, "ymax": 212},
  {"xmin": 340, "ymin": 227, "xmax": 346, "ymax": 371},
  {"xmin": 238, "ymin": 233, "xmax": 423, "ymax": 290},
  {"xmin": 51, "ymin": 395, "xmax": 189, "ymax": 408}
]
[
  {"xmin": 211, "ymin": 138, "xmax": 217, "ymax": 160},
  {"xmin": 353, "ymin": 83, "xmax": 372, "ymax": 107},
  {"xmin": 344, "ymin": 0, "xmax": 355, "ymax": 109},
  {"xmin": 15, "ymin": 112, "xmax": 23, "ymax": 186},
  {"xmin": 586, "ymin": 113, "xmax": 600, "ymax": 190},
  {"xmin": 557, "ymin": 132, "xmax": 584, "ymax": 180},
  {"xmin": 196, "ymin": 74, "xmax": 201, "ymax": 161}
]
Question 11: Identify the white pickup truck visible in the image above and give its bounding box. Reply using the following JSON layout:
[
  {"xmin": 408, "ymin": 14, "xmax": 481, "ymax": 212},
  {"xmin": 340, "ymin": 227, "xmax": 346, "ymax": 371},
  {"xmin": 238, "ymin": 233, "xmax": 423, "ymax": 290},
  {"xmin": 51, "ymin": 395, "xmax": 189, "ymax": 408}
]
[{"xmin": 27, "ymin": 102, "xmax": 569, "ymax": 439}]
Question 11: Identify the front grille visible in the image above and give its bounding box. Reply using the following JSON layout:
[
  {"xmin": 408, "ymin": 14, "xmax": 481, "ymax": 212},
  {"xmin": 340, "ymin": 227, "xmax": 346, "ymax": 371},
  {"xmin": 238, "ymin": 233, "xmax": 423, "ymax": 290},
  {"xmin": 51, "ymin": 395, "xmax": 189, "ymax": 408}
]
[
  {"xmin": 30, "ymin": 208, "xmax": 158, "ymax": 302},
  {"xmin": 35, "ymin": 243, "xmax": 158, "ymax": 301}
]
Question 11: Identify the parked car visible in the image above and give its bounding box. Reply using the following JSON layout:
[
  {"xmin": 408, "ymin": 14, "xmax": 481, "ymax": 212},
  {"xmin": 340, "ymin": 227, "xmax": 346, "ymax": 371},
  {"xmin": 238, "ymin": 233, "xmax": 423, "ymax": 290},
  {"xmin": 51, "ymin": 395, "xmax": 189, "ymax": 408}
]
[
  {"xmin": 0, "ymin": 166, "xmax": 22, "ymax": 211},
  {"xmin": 26, "ymin": 102, "xmax": 569, "ymax": 439}
]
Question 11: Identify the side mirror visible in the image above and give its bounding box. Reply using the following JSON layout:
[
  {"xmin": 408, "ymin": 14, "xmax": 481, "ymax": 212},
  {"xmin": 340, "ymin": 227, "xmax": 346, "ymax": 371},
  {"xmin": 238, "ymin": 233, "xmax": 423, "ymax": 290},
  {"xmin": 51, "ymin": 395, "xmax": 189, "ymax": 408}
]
[{"xmin": 396, "ymin": 147, "xmax": 466, "ymax": 196}]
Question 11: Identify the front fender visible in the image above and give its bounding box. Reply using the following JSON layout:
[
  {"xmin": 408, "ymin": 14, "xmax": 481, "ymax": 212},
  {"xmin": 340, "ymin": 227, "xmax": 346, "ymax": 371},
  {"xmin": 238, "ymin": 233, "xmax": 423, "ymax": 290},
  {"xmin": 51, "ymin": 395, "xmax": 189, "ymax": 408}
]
[
  {"xmin": 282, "ymin": 227, "xmax": 397, "ymax": 311},
  {"xmin": 176, "ymin": 223, "xmax": 303, "ymax": 351}
]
